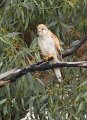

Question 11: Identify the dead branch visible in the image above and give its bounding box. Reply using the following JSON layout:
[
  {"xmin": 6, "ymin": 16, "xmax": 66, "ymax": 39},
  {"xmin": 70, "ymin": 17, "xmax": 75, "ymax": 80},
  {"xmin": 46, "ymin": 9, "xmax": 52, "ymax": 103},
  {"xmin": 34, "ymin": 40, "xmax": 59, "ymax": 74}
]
[
  {"xmin": 0, "ymin": 34, "xmax": 87, "ymax": 86},
  {"xmin": 0, "ymin": 61, "xmax": 87, "ymax": 86}
]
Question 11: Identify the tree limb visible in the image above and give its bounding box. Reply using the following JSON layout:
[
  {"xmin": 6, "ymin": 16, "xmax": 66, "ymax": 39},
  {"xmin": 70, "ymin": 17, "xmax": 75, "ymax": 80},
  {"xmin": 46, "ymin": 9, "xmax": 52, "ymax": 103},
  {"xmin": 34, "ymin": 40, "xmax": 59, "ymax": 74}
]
[
  {"xmin": 62, "ymin": 35, "xmax": 87, "ymax": 58},
  {"xmin": 0, "ymin": 61, "xmax": 87, "ymax": 86},
  {"xmin": 0, "ymin": 34, "xmax": 87, "ymax": 86}
]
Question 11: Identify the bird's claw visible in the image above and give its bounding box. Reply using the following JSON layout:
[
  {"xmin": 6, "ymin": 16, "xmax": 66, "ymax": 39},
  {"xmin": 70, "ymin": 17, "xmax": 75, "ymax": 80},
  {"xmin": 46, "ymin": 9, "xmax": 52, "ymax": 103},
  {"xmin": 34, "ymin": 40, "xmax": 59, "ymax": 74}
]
[{"xmin": 44, "ymin": 55, "xmax": 54, "ymax": 61}]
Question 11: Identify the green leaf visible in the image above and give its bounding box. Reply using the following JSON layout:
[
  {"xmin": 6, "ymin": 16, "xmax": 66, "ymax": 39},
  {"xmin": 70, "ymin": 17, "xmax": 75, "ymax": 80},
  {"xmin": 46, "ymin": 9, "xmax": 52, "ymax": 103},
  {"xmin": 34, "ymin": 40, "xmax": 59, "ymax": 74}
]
[
  {"xmin": 12, "ymin": 99, "xmax": 19, "ymax": 112},
  {"xmin": 36, "ymin": 78, "xmax": 45, "ymax": 87},
  {"xmin": 24, "ymin": 15, "xmax": 29, "ymax": 30},
  {"xmin": 21, "ymin": 98, "xmax": 25, "ymax": 109},
  {"xmin": 77, "ymin": 102, "xmax": 83, "ymax": 114},
  {"xmin": 68, "ymin": 1, "xmax": 74, "ymax": 8},
  {"xmin": 48, "ymin": 21, "xmax": 57, "ymax": 27},
  {"xmin": 50, "ymin": 96, "xmax": 53, "ymax": 106},
  {"xmin": 23, "ymin": 2, "xmax": 32, "ymax": 10},
  {"xmin": 40, "ymin": 103, "xmax": 48, "ymax": 112},
  {"xmin": 6, "ymin": 32, "xmax": 21, "ymax": 37},
  {"xmin": 78, "ymin": 81, "xmax": 87, "ymax": 88},
  {"xmin": 0, "ymin": 98, "xmax": 7, "ymax": 106},
  {"xmin": 40, "ymin": 94, "xmax": 49, "ymax": 103},
  {"xmin": 48, "ymin": 0, "xmax": 53, "ymax": 5},
  {"xmin": 33, "ymin": 0, "xmax": 40, "ymax": 7},
  {"xmin": 82, "ymin": 92, "xmax": 87, "ymax": 97},
  {"xmin": 3, "ymin": 104, "xmax": 8, "ymax": 115},
  {"xmin": 5, "ymin": 84, "xmax": 11, "ymax": 99},
  {"xmin": 61, "ymin": 22, "xmax": 73, "ymax": 30},
  {"xmin": 48, "ymin": 111, "xmax": 54, "ymax": 120},
  {"xmin": 30, "ymin": 37, "xmax": 38, "ymax": 49},
  {"xmin": 0, "ymin": 37, "xmax": 12, "ymax": 46},
  {"xmin": 29, "ymin": 96, "xmax": 36, "ymax": 109},
  {"xmin": 21, "ymin": 10, "xmax": 24, "ymax": 23},
  {"xmin": 74, "ymin": 94, "xmax": 81, "ymax": 107},
  {"xmin": 0, "ymin": 62, "xmax": 3, "ymax": 68}
]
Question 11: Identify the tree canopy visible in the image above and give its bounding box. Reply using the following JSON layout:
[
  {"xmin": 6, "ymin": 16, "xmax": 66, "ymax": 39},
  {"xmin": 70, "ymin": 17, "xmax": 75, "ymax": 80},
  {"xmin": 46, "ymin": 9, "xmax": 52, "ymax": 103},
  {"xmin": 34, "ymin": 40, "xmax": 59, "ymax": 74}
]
[{"xmin": 0, "ymin": 0, "xmax": 87, "ymax": 119}]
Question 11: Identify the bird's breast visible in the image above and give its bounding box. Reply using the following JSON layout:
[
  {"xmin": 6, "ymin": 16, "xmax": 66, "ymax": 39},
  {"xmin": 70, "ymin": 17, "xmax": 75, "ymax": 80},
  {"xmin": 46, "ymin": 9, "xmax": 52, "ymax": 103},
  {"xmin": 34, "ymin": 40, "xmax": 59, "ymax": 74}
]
[{"xmin": 38, "ymin": 37, "xmax": 57, "ymax": 56}]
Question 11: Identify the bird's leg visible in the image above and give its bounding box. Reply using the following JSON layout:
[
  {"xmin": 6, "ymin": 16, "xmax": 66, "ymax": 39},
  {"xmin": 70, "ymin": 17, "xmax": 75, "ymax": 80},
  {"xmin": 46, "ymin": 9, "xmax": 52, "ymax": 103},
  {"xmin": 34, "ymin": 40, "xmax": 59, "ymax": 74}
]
[{"xmin": 44, "ymin": 55, "xmax": 54, "ymax": 61}]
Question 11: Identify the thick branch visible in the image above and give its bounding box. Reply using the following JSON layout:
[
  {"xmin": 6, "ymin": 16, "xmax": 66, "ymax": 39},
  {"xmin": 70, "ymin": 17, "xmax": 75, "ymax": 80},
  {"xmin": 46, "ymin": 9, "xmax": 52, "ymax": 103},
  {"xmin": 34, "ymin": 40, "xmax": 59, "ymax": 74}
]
[
  {"xmin": 0, "ymin": 34, "xmax": 87, "ymax": 86},
  {"xmin": 62, "ymin": 35, "xmax": 87, "ymax": 58},
  {"xmin": 0, "ymin": 61, "xmax": 87, "ymax": 86}
]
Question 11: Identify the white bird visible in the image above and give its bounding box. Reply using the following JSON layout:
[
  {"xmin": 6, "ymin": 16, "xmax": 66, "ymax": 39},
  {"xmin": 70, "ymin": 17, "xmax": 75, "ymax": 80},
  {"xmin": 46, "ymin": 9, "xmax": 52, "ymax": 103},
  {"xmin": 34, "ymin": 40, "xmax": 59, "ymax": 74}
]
[{"xmin": 37, "ymin": 24, "xmax": 62, "ymax": 82}]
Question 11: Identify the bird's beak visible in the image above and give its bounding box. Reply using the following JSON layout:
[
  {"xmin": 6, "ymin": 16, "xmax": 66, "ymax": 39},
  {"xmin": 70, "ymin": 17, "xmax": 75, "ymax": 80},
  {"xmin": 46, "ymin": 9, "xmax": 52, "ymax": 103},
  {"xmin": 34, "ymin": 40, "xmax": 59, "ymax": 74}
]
[{"xmin": 38, "ymin": 30, "xmax": 41, "ymax": 32}]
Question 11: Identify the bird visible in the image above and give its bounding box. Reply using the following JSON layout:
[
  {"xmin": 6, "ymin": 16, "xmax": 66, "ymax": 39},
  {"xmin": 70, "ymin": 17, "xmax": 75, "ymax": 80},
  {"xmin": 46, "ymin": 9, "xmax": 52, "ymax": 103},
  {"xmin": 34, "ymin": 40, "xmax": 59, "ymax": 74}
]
[{"xmin": 37, "ymin": 24, "xmax": 62, "ymax": 82}]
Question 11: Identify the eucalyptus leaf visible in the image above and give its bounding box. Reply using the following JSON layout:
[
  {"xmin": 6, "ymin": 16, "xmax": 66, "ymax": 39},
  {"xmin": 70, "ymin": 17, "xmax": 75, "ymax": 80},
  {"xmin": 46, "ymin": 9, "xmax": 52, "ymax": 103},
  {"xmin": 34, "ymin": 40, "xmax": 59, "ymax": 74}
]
[
  {"xmin": 0, "ymin": 0, "xmax": 87, "ymax": 119},
  {"xmin": 12, "ymin": 99, "xmax": 19, "ymax": 112},
  {"xmin": 48, "ymin": 112, "xmax": 54, "ymax": 120},
  {"xmin": 77, "ymin": 102, "xmax": 84, "ymax": 114},
  {"xmin": 0, "ymin": 98, "xmax": 7, "ymax": 106},
  {"xmin": 36, "ymin": 78, "xmax": 45, "ymax": 87},
  {"xmin": 6, "ymin": 32, "xmax": 21, "ymax": 37}
]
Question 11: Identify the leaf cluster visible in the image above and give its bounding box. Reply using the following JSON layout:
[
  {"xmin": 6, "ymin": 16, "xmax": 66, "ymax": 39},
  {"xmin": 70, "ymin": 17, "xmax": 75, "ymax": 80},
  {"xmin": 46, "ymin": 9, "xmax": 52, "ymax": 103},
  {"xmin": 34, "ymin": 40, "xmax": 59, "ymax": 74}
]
[{"xmin": 0, "ymin": 0, "xmax": 87, "ymax": 119}]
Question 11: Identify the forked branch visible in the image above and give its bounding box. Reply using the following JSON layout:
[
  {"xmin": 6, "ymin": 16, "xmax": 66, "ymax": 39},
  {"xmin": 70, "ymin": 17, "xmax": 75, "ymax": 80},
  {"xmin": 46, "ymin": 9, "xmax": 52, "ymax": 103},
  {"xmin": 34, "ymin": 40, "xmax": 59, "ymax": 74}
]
[{"xmin": 0, "ymin": 35, "xmax": 87, "ymax": 86}]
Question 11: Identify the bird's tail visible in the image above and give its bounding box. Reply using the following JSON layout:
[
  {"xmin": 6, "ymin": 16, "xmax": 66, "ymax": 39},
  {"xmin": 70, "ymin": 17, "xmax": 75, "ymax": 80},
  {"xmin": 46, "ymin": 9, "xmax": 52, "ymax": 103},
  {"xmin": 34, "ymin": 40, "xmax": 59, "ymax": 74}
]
[
  {"xmin": 52, "ymin": 58, "xmax": 62, "ymax": 82},
  {"xmin": 54, "ymin": 68, "xmax": 62, "ymax": 82}
]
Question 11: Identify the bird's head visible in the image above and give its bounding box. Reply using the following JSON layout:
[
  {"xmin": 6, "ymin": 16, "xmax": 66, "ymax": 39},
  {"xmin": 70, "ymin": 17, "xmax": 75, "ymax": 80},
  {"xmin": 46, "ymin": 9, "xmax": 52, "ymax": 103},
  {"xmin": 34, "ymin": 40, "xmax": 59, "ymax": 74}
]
[{"xmin": 37, "ymin": 24, "xmax": 48, "ymax": 37}]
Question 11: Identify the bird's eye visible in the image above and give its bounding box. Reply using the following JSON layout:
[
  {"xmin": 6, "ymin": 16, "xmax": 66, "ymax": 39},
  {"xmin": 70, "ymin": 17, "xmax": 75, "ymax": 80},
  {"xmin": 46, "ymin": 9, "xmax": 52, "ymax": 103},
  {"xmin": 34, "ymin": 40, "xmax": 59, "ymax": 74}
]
[{"xmin": 42, "ymin": 28, "xmax": 44, "ymax": 30}]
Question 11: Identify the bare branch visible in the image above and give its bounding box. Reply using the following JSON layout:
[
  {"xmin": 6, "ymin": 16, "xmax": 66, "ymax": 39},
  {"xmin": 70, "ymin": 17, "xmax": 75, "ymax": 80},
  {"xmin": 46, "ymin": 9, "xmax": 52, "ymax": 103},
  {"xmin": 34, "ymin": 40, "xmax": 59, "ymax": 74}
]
[
  {"xmin": 0, "ymin": 34, "xmax": 87, "ymax": 86},
  {"xmin": 62, "ymin": 35, "xmax": 87, "ymax": 58},
  {"xmin": 0, "ymin": 61, "xmax": 87, "ymax": 86}
]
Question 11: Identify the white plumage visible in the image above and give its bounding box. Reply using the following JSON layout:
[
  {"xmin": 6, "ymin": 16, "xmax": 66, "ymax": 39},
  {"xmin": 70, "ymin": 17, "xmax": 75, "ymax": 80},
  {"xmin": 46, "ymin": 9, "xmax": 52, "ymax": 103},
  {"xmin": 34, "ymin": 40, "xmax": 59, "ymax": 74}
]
[{"xmin": 37, "ymin": 24, "xmax": 62, "ymax": 82}]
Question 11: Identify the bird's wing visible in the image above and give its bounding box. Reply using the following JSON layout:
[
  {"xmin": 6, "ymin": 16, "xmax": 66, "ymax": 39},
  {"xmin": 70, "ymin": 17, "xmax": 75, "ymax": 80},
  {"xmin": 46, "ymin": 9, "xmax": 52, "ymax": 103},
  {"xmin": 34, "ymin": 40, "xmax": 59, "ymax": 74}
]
[{"xmin": 50, "ymin": 31, "xmax": 61, "ymax": 54}]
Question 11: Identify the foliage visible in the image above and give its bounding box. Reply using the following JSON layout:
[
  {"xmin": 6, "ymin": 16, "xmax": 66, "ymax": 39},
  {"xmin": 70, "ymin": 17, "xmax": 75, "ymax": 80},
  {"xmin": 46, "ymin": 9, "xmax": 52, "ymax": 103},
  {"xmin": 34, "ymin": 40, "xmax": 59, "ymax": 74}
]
[{"xmin": 0, "ymin": 0, "xmax": 87, "ymax": 119}]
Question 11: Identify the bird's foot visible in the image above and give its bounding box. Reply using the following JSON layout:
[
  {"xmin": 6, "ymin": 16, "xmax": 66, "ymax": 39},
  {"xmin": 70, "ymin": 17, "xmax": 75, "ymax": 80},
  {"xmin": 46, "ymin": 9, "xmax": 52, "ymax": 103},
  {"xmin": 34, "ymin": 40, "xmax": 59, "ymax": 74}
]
[{"xmin": 44, "ymin": 55, "xmax": 54, "ymax": 61}]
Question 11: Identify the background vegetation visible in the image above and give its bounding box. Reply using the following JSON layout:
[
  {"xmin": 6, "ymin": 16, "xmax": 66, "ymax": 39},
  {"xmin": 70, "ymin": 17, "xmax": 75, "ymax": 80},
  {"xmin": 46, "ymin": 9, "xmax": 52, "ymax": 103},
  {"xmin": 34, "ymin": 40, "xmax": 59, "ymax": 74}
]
[{"xmin": 0, "ymin": 0, "xmax": 87, "ymax": 119}]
